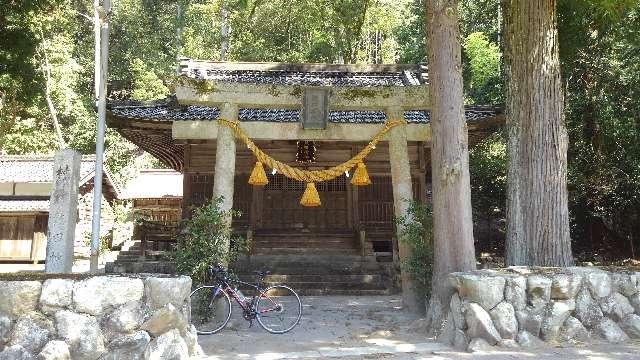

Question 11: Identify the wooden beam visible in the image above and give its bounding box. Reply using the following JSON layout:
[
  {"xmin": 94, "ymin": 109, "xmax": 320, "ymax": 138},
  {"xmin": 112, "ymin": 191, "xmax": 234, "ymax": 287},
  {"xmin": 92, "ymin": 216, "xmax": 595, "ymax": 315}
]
[
  {"xmin": 175, "ymin": 82, "xmax": 429, "ymax": 110},
  {"xmin": 173, "ymin": 121, "xmax": 432, "ymax": 141}
]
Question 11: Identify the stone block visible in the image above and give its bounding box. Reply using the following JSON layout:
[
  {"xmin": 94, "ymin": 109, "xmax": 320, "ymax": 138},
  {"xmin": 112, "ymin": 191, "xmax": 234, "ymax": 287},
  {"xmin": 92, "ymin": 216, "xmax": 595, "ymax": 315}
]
[
  {"xmin": 103, "ymin": 303, "xmax": 144, "ymax": 341},
  {"xmin": 55, "ymin": 310, "xmax": 105, "ymax": 360},
  {"xmin": 467, "ymin": 338, "xmax": 493, "ymax": 352},
  {"xmin": 464, "ymin": 303, "xmax": 501, "ymax": 345},
  {"xmin": 0, "ymin": 345, "xmax": 34, "ymax": 360},
  {"xmin": 558, "ymin": 316, "xmax": 589, "ymax": 343},
  {"xmin": 568, "ymin": 267, "xmax": 611, "ymax": 299},
  {"xmin": 102, "ymin": 331, "xmax": 150, "ymax": 360},
  {"xmin": 39, "ymin": 280, "xmax": 73, "ymax": 314},
  {"xmin": 541, "ymin": 300, "xmax": 575, "ymax": 341},
  {"xmin": 515, "ymin": 306, "xmax": 544, "ymax": 336},
  {"xmin": 455, "ymin": 274, "xmax": 505, "ymax": 311},
  {"xmin": 0, "ymin": 282, "xmax": 42, "ymax": 320},
  {"xmin": 574, "ymin": 288, "xmax": 604, "ymax": 329},
  {"xmin": 8, "ymin": 313, "xmax": 54, "ymax": 354},
  {"xmin": 504, "ymin": 276, "xmax": 527, "ymax": 311},
  {"xmin": 143, "ymin": 329, "xmax": 189, "ymax": 360},
  {"xmin": 620, "ymin": 314, "xmax": 640, "ymax": 338},
  {"xmin": 489, "ymin": 302, "xmax": 517, "ymax": 340},
  {"xmin": 140, "ymin": 304, "xmax": 187, "ymax": 336},
  {"xmin": 449, "ymin": 294, "xmax": 465, "ymax": 330},
  {"xmin": 73, "ymin": 277, "xmax": 143, "ymax": 316},
  {"xmin": 143, "ymin": 276, "xmax": 191, "ymax": 310},
  {"xmin": 37, "ymin": 341, "xmax": 70, "ymax": 360},
  {"xmin": 550, "ymin": 274, "xmax": 582, "ymax": 300},
  {"xmin": 45, "ymin": 149, "xmax": 81, "ymax": 274},
  {"xmin": 599, "ymin": 292, "xmax": 634, "ymax": 321},
  {"xmin": 526, "ymin": 276, "xmax": 551, "ymax": 311},
  {"xmin": 597, "ymin": 317, "xmax": 629, "ymax": 343}
]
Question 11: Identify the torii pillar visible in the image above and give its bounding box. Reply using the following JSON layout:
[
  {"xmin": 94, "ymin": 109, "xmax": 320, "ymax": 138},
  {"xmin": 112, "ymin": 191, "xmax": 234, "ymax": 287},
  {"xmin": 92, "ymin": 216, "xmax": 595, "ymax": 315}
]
[
  {"xmin": 212, "ymin": 102, "xmax": 238, "ymax": 262},
  {"xmin": 387, "ymin": 105, "xmax": 423, "ymax": 314}
]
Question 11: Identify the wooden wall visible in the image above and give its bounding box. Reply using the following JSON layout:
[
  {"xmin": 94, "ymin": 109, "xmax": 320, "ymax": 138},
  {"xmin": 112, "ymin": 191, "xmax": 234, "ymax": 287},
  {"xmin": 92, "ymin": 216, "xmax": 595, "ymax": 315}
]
[{"xmin": 0, "ymin": 214, "xmax": 47, "ymax": 261}]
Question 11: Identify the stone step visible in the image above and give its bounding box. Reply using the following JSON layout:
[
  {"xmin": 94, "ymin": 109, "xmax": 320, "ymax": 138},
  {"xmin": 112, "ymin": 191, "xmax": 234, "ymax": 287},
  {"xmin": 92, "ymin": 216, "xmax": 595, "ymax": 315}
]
[
  {"xmin": 250, "ymin": 248, "xmax": 359, "ymax": 255},
  {"xmin": 237, "ymin": 274, "xmax": 385, "ymax": 283},
  {"xmin": 241, "ymin": 288, "xmax": 394, "ymax": 296}
]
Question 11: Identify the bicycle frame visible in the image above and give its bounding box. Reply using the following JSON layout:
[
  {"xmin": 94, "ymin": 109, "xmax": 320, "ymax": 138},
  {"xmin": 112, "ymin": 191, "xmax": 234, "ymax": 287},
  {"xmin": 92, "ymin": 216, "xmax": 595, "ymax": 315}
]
[{"xmin": 215, "ymin": 277, "xmax": 280, "ymax": 315}]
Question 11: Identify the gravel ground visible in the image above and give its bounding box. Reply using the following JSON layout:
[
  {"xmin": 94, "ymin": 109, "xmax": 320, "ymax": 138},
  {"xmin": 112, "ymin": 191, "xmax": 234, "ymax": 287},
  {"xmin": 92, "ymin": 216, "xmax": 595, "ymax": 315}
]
[{"xmin": 196, "ymin": 295, "xmax": 640, "ymax": 360}]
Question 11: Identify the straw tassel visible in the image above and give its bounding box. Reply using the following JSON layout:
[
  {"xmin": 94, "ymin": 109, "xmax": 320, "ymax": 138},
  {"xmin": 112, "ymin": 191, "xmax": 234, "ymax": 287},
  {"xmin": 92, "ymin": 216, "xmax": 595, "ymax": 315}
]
[
  {"xmin": 248, "ymin": 161, "xmax": 268, "ymax": 186},
  {"xmin": 300, "ymin": 182, "xmax": 321, "ymax": 207},
  {"xmin": 351, "ymin": 162, "xmax": 372, "ymax": 186}
]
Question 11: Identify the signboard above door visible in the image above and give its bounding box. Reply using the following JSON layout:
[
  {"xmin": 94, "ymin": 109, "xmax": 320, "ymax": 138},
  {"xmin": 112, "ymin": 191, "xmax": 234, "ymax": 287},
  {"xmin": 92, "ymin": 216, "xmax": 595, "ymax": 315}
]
[{"xmin": 302, "ymin": 88, "xmax": 329, "ymax": 129}]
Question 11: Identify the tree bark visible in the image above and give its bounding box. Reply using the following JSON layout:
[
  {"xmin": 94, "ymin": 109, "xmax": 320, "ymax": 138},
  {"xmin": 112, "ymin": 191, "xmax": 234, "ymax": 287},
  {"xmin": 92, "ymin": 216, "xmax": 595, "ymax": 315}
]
[
  {"xmin": 39, "ymin": 31, "xmax": 66, "ymax": 149},
  {"xmin": 503, "ymin": 0, "xmax": 573, "ymax": 266},
  {"xmin": 220, "ymin": 5, "xmax": 230, "ymax": 61},
  {"xmin": 425, "ymin": 0, "xmax": 476, "ymax": 334}
]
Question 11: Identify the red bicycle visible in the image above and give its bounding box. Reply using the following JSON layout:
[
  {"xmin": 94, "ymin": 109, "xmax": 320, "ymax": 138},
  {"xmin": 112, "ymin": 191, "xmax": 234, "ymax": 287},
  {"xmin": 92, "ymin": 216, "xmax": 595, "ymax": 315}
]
[{"xmin": 190, "ymin": 264, "xmax": 302, "ymax": 334}]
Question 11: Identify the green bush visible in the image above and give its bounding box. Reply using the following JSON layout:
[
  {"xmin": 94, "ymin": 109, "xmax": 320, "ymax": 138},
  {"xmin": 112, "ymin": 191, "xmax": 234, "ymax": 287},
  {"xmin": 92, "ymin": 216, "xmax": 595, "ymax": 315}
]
[
  {"xmin": 173, "ymin": 197, "xmax": 247, "ymax": 285},
  {"xmin": 396, "ymin": 200, "xmax": 434, "ymax": 298}
]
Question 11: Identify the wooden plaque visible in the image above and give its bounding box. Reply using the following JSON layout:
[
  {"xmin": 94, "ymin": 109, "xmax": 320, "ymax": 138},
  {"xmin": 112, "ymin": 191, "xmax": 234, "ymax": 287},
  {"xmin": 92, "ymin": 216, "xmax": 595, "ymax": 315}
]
[{"xmin": 302, "ymin": 88, "xmax": 329, "ymax": 129}]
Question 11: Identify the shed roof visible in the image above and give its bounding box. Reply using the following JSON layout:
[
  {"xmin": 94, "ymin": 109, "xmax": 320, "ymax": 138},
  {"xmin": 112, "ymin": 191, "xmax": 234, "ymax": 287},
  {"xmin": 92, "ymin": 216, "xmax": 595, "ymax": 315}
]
[
  {"xmin": 121, "ymin": 169, "xmax": 183, "ymax": 199},
  {"xmin": 0, "ymin": 155, "xmax": 98, "ymax": 183},
  {"xmin": 0, "ymin": 199, "xmax": 49, "ymax": 213},
  {"xmin": 0, "ymin": 155, "xmax": 121, "ymax": 207}
]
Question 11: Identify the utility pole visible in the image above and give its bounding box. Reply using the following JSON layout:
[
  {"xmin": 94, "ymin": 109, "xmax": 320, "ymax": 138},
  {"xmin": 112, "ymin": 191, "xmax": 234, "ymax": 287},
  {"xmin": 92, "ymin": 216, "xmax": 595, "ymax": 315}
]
[{"xmin": 90, "ymin": 0, "xmax": 111, "ymax": 273}]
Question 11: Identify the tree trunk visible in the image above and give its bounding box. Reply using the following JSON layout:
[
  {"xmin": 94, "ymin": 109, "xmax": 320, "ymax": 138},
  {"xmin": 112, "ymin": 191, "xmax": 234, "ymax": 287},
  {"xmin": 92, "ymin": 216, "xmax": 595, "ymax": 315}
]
[
  {"xmin": 425, "ymin": 0, "xmax": 476, "ymax": 334},
  {"xmin": 503, "ymin": 0, "xmax": 573, "ymax": 266},
  {"xmin": 220, "ymin": 5, "xmax": 230, "ymax": 61}
]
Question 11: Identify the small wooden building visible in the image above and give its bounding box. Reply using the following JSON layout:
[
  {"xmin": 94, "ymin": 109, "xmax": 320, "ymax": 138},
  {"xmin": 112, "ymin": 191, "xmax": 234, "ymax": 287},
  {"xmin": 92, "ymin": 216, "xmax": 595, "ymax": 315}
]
[
  {"xmin": 108, "ymin": 60, "xmax": 503, "ymax": 258},
  {"xmin": 0, "ymin": 155, "xmax": 119, "ymax": 261},
  {"xmin": 121, "ymin": 169, "xmax": 182, "ymax": 253}
]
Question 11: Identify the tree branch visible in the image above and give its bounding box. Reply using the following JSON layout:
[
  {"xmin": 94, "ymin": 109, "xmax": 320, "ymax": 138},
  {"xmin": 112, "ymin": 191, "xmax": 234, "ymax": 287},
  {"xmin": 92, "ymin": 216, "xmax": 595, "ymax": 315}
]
[{"xmin": 38, "ymin": 29, "xmax": 67, "ymax": 149}]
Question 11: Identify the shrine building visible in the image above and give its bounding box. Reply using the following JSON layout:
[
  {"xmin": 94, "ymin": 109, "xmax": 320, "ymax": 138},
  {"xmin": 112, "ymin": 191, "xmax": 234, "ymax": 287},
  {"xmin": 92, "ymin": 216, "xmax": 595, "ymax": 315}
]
[{"xmin": 106, "ymin": 59, "xmax": 503, "ymax": 295}]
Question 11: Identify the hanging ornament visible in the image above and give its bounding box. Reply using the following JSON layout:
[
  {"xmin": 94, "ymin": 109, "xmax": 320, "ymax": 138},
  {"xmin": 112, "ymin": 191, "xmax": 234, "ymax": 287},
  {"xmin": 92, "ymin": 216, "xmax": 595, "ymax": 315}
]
[
  {"xmin": 351, "ymin": 162, "xmax": 372, "ymax": 186},
  {"xmin": 248, "ymin": 161, "xmax": 268, "ymax": 186},
  {"xmin": 300, "ymin": 182, "xmax": 321, "ymax": 207}
]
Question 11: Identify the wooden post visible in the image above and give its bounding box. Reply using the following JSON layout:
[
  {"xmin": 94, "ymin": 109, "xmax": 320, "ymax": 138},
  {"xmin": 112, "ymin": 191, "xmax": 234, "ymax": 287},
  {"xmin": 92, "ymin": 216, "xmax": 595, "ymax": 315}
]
[
  {"xmin": 212, "ymin": 103, "xmax": 238, "ymax": 261},
  {"xmin": 387, "ymin": 106, "xmax": 423, "ymax": 314}
]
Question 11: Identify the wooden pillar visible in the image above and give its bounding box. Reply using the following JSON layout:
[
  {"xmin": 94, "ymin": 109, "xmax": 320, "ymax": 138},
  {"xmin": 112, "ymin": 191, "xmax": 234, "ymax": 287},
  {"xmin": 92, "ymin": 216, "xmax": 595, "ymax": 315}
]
[
  {"xmin": 212, "ymin": 103, "xmax": 238, "ymax": 260},
  {"xmin": 387, "ymin": 106, "xmax": 423, "ymax": 314}
]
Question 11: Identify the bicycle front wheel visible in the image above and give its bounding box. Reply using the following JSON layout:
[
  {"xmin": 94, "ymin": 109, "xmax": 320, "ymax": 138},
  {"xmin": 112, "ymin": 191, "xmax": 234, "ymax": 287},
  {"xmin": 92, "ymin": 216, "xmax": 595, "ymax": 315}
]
[
  {"xmin": 255, "ymin": 285, "xmax": 302, "ymax": 334},
  {"xmin": 190, "ymin": 286, "xmax": 232, "ymax": 335}
]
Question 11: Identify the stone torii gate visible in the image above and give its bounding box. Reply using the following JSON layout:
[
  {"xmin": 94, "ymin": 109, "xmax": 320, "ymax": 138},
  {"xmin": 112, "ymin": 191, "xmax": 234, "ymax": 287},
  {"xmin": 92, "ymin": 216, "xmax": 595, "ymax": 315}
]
[{"xmin": 172, "ymin": 61, "xmax": 431, "ymax": 312}]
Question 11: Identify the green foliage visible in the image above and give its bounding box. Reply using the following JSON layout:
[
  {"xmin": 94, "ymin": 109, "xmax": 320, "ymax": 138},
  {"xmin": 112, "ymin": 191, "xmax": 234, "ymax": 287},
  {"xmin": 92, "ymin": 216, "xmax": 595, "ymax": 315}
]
[
  {"xmin": 173, "ymin": 197, "xmax": 247, "ymax": 285},
  {"xmin": 462, "ymin": 32, "xmax": 503, "ymax": 104},
  {"xmin": 396, "ymin": 200, "xmax": 433, "ymax": 297},
  {"xmin": 129, "ymin": 59, "xmax": 169, "ymax": 101}
]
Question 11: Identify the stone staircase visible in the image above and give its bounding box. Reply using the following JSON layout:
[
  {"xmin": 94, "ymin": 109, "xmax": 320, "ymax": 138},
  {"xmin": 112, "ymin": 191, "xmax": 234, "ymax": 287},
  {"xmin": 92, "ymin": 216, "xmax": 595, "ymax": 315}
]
[
  {"xmin": 105, "ymin": 240, "xmax": 176, "ymax": 274},
  {"xmin": 106, "ymin": 236, "xmax": 399, "ymax": 296},
  {"xmin": 233, "ymin": 254, "xmax": 398, "ymax": 296}
]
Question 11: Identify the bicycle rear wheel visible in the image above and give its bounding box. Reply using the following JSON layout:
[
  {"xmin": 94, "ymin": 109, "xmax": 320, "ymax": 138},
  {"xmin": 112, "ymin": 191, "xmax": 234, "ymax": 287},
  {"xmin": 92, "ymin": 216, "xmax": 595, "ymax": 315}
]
[
  {"xmin": 190, "ymin": 286, "xmax": 232, "ymax": 335},
  {"xmin": 255, "ymin": 285, "xmax": 302, "ymax": 334}
]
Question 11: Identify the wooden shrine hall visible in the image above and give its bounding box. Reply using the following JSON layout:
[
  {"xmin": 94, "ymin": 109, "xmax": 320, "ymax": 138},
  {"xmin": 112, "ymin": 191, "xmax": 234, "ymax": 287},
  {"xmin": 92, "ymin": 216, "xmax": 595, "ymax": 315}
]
[{"xmin": 107, "ymin": 59, "xmax": 503, "ymax": 295}]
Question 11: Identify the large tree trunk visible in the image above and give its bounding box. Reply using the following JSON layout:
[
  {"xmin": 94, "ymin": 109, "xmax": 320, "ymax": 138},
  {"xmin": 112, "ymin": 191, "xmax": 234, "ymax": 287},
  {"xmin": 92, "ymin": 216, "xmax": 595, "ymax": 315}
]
[
  {"xmin": 425, "ymin": 0, "xmax": 476, "ymax": 334},
  {"xmin": 503, "ymin": 0, "xmax": 573, "ymax": 266}
]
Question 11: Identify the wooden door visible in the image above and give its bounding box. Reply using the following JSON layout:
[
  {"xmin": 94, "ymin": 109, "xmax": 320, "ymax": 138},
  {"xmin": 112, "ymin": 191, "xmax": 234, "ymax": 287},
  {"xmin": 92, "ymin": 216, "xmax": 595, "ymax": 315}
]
[
  {"xmin": 0, "ymin": 216, "xmax": 36, "ymax": 260},
  {"xmin": 260, "ymin": 174, "xmax": 349, "ymax": 232}
]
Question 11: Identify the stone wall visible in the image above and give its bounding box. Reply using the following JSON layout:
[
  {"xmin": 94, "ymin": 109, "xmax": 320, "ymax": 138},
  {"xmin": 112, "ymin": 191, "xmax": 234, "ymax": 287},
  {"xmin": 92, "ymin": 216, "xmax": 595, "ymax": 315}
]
[
  {"xmin": 440, "ymin": 267, "xmax": 640, "ymax": 351},
  {"xmin": 0, "ymin": 275, "xmax": 202, "ymax": 360}
]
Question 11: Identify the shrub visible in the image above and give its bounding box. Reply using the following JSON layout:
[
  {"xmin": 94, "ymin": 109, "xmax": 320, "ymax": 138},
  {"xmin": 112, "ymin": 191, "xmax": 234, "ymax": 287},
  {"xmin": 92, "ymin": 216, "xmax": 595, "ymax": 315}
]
[
  {"xmin": 173, "ymin": 197, "xmax": 247, "ymax": 285},
  {"xmin": 396, "ymin": 200, "xmax": 434, "ymax": 298}
]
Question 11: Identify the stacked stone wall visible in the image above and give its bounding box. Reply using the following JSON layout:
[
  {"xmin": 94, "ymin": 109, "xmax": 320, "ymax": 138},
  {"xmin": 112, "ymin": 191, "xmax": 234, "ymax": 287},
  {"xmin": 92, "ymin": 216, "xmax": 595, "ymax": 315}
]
[
  {"xmin": 0, "ymin": 275, "xmax": 201, "ymax": 359},
  {"xmin": 441, "ymin": 267, "xmax": 640, "ymax": 351}
]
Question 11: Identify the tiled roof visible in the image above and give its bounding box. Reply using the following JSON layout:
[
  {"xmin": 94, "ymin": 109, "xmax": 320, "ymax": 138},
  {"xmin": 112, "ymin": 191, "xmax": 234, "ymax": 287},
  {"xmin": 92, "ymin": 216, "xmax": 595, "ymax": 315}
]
[
  {"xmin": 109, "ymin": 102, "xmax": 501, "ymax": 124},
  {"xmin": 0, "ymin": 156, "xmax": 98, "ymax": 183},
  {"xmin": 0, "ymin": 199, "xmax": 49, "ymax": 212},
  {"xmin": 179, "ymin": 60, "xmax": 426, "ymax": 87}
]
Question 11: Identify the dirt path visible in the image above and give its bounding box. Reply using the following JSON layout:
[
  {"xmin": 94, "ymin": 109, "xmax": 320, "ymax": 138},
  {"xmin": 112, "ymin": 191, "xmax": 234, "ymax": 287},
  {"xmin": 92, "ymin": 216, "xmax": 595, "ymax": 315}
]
[{"xmin": 196, "ymin": 295, "xmax": 640, "ymax": 360}]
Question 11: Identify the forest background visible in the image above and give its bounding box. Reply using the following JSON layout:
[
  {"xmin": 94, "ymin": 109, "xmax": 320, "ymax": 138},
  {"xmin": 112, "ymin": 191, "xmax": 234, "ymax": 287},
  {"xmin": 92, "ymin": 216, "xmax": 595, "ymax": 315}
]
[{"xmin": 1, "ymin": 0, "xmax": 639, "ymax": 262}]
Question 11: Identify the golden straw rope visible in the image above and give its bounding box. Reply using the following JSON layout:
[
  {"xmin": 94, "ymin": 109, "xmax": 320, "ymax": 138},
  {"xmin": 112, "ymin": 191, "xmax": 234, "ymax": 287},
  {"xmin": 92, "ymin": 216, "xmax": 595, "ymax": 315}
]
[{"xmin": 218, "ymin": 118, "xmax": 402, "ymax": 183}]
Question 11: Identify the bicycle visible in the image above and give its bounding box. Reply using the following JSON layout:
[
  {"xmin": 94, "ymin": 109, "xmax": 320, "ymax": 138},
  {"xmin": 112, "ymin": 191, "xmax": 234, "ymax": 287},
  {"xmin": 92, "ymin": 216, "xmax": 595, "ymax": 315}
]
[{"xmin": 189, "ymin": 264, "xmax": 302, "ymax": 335}]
